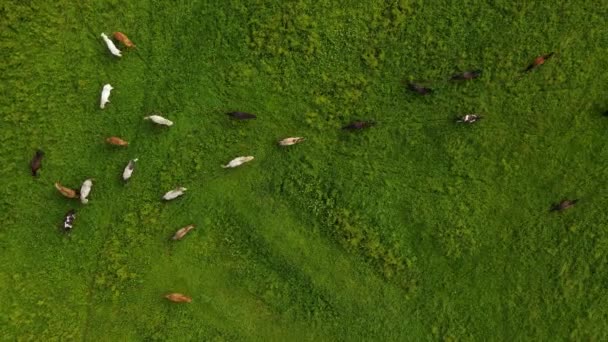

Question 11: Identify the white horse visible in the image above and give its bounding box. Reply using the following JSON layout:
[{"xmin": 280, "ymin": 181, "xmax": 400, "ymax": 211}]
[
  {"xmin": 100, "ymin": 84, "xmax": 113, "ymax": 109},
  {"xmin": 222, "ymin": 156, "xmax": 254, "ymax": 168},
  {"xmin": 100, "ymin": 33, "xmax": 122, "ymax": 57}
]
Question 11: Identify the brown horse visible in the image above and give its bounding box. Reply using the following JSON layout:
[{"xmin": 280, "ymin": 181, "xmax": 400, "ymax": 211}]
[
  {"xmin": 106, "ymin": 136, "xmax": 129, "ymax": 146},
  {"xmin": 451, "ymin": 70, "xmax": 482, "ymax": 81},
  {"xmin": 55, "ymin": 182, "xmax": 79, "ymax": 199},
  {"xmin": 30, "ymin": 150, "xmax": 44, "ymax": 176},
  {"xmin": 172, "ymin": 224, "xmax": 195, "ymax": 240},
  {"xmin": 525, "ymin": 52, "xmax": 555, "ymax": 72},
  {"xmin": 550, "ymin": 199, "xmax": 578, "ymax": 212},
  {"xmin": 165, "ymin": 293, "xmax": 192, "ymax": 303},
  {"xmin": 408, "ymin": 82, "xmax": 432, "ymax": 95},
  {"xmin": 342, "ymin": 121, "xmax": 376, "ymax": 130},
  {"xmin": 113, "ymin": 32, "xmax": 135, "ymax": 48}
]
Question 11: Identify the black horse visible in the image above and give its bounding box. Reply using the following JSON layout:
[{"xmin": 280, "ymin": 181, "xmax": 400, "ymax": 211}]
[
  {"xmin": 227, "ymin": 112, "xmax": 257, "ymax": 120},
  {"xmin": 342, "ymin": 121, "xmax": 376, "ymax": 130}
]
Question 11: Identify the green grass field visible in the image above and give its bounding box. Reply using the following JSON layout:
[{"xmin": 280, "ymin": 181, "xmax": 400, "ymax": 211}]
[{"xmin": 2, "ymin": 0, "xmax": 608, "ymax": 340}]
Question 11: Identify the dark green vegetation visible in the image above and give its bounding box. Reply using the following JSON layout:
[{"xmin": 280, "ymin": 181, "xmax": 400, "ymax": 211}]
[{"xmin": 2, "ymin": 0, "xmax": 608, "ymax": 340}]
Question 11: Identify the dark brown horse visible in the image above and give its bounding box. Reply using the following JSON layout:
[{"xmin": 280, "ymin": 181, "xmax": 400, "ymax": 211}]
[
  {"xmin": 408, "ymin": 82, "xmax": 432, "ymax": 95},
  {"xmin": 342, "ymin": 121, "xmax": 376, "ymax": 130},
  {"xmin": 30, "ymin": 150, "xmax": 44, "ymax": 176},
  {"xmin": 227, "ymin": 112, "xmax": 257, "ymax": 120},
  {"xmin": 550, "ymin": 199, "xmax": 578, "ymax": 212},
  {"xmin": 451, "ymin": 70, "xmax": 482, "ymax": 81}
]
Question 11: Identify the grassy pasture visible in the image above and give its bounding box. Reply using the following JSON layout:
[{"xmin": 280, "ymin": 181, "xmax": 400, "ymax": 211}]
[{"xmin": 1, "ymin": 0, "xmax": 608, "ymax": 340}]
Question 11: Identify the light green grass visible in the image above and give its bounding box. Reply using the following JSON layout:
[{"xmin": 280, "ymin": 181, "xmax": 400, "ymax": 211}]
[{"xmin": 1, "ymin": 0, "xmax": 608, "ymax": 340}]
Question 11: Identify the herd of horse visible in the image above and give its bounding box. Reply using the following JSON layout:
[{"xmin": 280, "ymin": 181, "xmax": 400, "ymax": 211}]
[{"xmin": 25, "ymin": 30, "xmax": 584, "ymax": 303}]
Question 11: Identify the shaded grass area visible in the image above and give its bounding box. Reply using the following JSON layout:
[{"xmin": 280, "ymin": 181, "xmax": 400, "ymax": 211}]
[{"xmin": 1, "ymin": 0, "xmax": 608, "ymax": 340}]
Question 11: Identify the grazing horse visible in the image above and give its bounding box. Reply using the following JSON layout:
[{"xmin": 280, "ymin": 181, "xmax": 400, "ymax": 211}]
[
  {"xmin": 456, "ymin": 114, "xmax": 482, "ymax": 124},
  {"xmin": 80, "ymin": 179, "xmax": 93, "ymax": 204},
  {"xmin": 30, "ymin": 150, "xmax": 44, "ymax": 176},
  {"xmin": 525, "ymin": 52, "xmax": 554, "ymax": 72},
  {"xmin": 113, "ymin": 32, "xmax": 135, "ymax": 48},
  {"xmin": 61, "ymin": 209, "xmax": 76, "ymax": 232},
  {"xmin": 222, "ymin": 156, "xmax": 254, "ymax": 168},
  {"xmin": 100, "ymin": 84, "xmax": 113, "ymax": 109},
  {"xmin": 106, "ymin": 136, "xmax": 129, "ymax": 146},
  {"xmin": 100, "ymin": 33, "xmax": 122, "ymax": 57},
  {"xmin": 162, "ymin": 187, "xmax": 187, "ymax": 200},
  {"xmin": 172, "ymin": 224, "xmax": 195, "ymax": 240},
  {"xmin": 122, "ymin": 159, "xmax": 138, "ymax": 181},
  {"xmin": 451, "ymin": 70, "xmax": 482, "ymax": 81},
  {"xmin": 55, "ymin": 182, "xmax": 79, "ymax": 199},
  {"xmin": 550, "ymin": 199, "xmax": 578, "ymax": 212},
  {"xmin": 342, "ymin": 121, "xmax": 376, "ymax": 130},
  {"xmin": 227, "ymin": 112, "xmax": 257, "ymax": 120},
  {"xmin": 144, "ymin": 115, "xmax": 173, "ymax": 126},
  {"xmin": 165, "ymin": 293, "xmax": 192, "ymax": 303},
  {"xmin": 408, "ymin": 82, "xmax": 432, "ymax": 95},
  {"xmin": 278, "ymin": 137, "xmax": 306, "ymax": 146}
]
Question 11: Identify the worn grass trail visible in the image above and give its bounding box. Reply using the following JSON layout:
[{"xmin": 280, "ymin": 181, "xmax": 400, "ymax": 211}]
[{"xmin": 1, "ymin": 0, "xmax": 608, "ymax": 340}]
